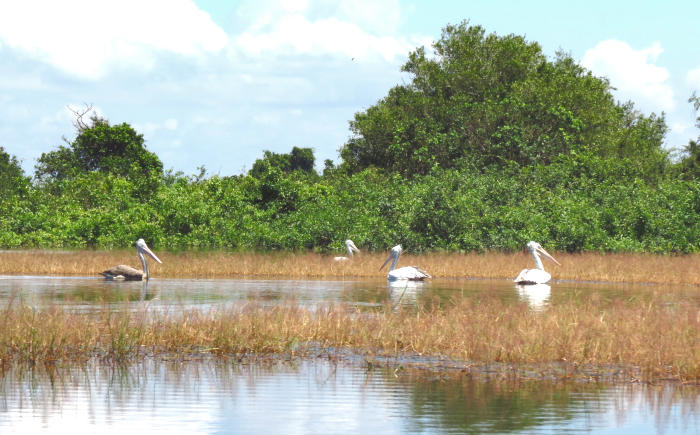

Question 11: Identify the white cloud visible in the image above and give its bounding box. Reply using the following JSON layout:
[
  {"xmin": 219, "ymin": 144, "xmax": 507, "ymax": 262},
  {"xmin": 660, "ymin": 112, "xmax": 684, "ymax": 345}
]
[
  {"xmin": 337, "ymin": 0, "xmax": 401, "ymax": 34},
  {"xmin": 687, "ymin": 67, "xmax": 700, "ymax": 88},
  {"xmin": 582, "ymin": 40, "xmax": 674, "ymax": 113},
  {"xmin": 0, "ymin": 0, "xmax": 228, "ymax": 79},
  {"xmin": 280, "ymin": 0, "xmax": 310, "ymax": 13},
  {"xmin": 1, "ymin": 0, "xmax": 429, "ymax": 176},
  {"xmin": 232, "ymin": 0, "xmax": 414, "ymax": 61}
]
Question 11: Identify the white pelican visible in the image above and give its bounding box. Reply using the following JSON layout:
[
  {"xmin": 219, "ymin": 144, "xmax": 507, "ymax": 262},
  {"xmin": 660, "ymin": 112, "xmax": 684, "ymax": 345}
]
[
  {"xmin": 101, "ymin": 239, "xmax": 162, "ymax": 281},
  {"xmin": 514, "ymin": 241, "xmax": 560, "ymax": 284},
  {"xmin": 380, "ymin": 245, "xmax": 431, "ymax": 281},
  {"xmin": 334, "ymin": 239, "xmax": 360, "ymax": 261}
]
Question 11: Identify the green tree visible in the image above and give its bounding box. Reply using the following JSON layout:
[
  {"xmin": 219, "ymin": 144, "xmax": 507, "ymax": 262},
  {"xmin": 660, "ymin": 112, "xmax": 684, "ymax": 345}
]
[
  {"xmin": 249, "ymin": 146, "xmax": 316, "ymax": 178},
  {"xmin": 35, "ymin": 109, "xmax": 163, "ymax": 189},
  {"xmin": 0, "ymin": 146, "xmax": 29, "ymax": 199},
  {"xmin": 677, "ymin": 92, "xmax": 700, "ymax": 180},
  {"xmin": 339, "ymin": 21, "xmax": 668, "ymax": 178}
]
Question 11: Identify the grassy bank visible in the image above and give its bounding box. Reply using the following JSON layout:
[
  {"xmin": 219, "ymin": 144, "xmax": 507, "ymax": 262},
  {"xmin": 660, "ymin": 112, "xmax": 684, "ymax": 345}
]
[
  {"xmin": 0, "ymin": 292, "xmax": 696, "ymax": 383},
  {"xmin": 1, "ymin": 249, "xmax": 699, "ymax": 285}
]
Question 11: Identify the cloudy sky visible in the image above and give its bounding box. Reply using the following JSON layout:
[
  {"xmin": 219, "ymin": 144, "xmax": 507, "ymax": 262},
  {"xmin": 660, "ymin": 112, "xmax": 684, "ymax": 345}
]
[{"xmin": 1, "ymin": 0, "xmax": 699, "ymax": 176}]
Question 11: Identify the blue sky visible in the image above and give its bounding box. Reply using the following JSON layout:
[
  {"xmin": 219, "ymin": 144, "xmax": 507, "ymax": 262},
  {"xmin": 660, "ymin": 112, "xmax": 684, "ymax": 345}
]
[{"xmin": 1, "ymin": 0, "xmax": 698, "ymax": 176}]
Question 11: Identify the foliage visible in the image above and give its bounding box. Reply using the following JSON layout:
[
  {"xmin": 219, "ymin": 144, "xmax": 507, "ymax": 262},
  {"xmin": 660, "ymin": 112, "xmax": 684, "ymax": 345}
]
[
  {"xmin": 1, "ymin": 155, "xmax": 697, "ymax": 252},
  {"xmin": 339, "ymin": 21, "xmax": 668, "ymax": 178},
  {"xmin": 0, "ymin": 147, "xmax": 29, "ymax": 200},
  {"xmin": 35, "ymin": 114, "xmax": 163, "ymax": 197},
  {"xmin": 676, "ymin": 92, "xmax": 700, "ymax": 180},
  {"xmin": 0, "ymin": 24, "xmax": 697, "ymax": 254},
  {"xmin": 249, "ymin": 146, "xmax": 316, "ymax": 178}
]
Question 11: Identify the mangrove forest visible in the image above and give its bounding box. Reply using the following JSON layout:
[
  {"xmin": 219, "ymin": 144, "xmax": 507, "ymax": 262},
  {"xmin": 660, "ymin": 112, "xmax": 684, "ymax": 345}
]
[{"xmin": 1, "ymin": 22, "xmax": 698, "ymax": 254}]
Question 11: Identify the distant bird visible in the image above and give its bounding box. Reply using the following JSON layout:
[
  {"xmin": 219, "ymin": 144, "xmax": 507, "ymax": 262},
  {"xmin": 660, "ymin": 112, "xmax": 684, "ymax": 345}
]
[
  {"xmin": 101, "ymin": 239, "xmax": 162, "ymax": 281},
  {"xmin": 334, "ymin": 239, "xmax": 360, "ymax": 261},
  {"xmin": 380, "ymin": 244, "xmax": 431, "ymax": 281},
  {"xmin": 514, "ymin": 241, "xmax": 560, "ymax": 284}
]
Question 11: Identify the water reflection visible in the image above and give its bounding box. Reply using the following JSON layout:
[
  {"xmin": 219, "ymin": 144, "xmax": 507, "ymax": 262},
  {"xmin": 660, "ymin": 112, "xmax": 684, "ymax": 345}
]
[
  {"xmin": 0, "ymin": 360, "xmax": 696, "ymax": 434},
  {"xmin": 388, "ymin": 280, "xmax": 426, "ymax": 307},
  {"xmin": 1, "ymin": 275, "xmax": 698, "ymax": 314},
  {"xmin": 516, "ymin": 283, "xmax": 551, "ymax": 310},
  {"xmin": 0, "ymin": 277, "xmax": 698, "ymax": 433},
  {"xmin": 397, "ymin": 372, "xmax": 698, "ymax": 434}
]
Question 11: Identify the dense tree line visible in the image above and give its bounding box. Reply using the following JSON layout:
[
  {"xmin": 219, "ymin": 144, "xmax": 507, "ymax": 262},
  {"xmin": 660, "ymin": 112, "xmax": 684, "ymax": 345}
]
[
  {"xmin": 339, "ymin": 22, "xmax": 670, "ymax": 181},
  {"xmin": 0, "ymin": 22, "xmax": 698, "ymax": 253}
]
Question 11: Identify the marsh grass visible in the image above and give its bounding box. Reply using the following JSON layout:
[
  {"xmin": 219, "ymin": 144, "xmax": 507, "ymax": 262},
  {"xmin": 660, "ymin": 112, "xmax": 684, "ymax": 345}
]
[
  {"xmin": 1, "ymin": 249, "xmax": 699, "ymax": 284},
  {"xmin": 0, "ymin": 292, "xmax": 696, "ymax": 383}
]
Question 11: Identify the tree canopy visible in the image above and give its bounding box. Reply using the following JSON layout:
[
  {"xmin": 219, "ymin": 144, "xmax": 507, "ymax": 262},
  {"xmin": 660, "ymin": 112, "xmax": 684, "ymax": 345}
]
[
  {"xmin": 249, "ymin": 146, "xmax": 316, "ymax": 178},
  {"xmin": 339, "ymin": 21, "xmax": 669, "ymax": 178},
  {"xmin": 35, "ymin": 113, "xmax": 163, "ymax": 185},
  {"xmin": 677, "ymin": 92, "xmax": 700, "ymax": 180},
  {"xmin": 0, "ymin": 147, "xmax": 28, "ymax": 199}
]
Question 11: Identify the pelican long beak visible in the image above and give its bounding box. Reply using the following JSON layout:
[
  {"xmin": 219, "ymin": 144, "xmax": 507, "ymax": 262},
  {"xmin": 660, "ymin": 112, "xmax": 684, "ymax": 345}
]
[
  {"xmin": 379, "ymin": 252, "xmax": 394, "ymax": 270},
  {"xmin": 537, "ymin": 246, "xmax": 560, "ymax": 266},
  {"xmin": 142, "ymin": 243, "xmax": 163, "ymax": 264},
  {"xmin": 349, "ymin": 242, "xmax": 360, "ymax": 254}
]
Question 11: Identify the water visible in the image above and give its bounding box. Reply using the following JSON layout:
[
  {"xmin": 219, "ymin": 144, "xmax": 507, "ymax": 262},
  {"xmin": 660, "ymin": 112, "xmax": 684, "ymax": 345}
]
[
  {"xmin": 1, "ymin": 359, "xmax": 697, "ymax": 434},
  {"xmin": 0, "ymin": 275, "xmax": 697, "ymax": 433},
  {"xmin": 2, "ymin": 275, "xmax": 696, "ymax": 311}
]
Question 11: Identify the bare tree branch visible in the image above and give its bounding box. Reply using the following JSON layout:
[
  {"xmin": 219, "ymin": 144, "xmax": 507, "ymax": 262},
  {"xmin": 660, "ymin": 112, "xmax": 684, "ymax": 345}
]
[{"xmin": 67, "ymin": 103, "xmax": 95, "ymax": 132}]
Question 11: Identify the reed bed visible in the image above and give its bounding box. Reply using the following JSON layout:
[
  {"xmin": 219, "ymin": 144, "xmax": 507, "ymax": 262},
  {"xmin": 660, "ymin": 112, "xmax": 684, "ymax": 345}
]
[
  {"xmin": 1, "ymin": 249, "xmax": 699, "ymax": 284},
  {"xmin": 0, "ymin": 293, "xmax": 696, "ymax": 383}
]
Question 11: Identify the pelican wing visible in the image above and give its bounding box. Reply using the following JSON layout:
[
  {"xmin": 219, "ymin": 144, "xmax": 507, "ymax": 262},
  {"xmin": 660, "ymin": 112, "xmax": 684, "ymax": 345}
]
[
  {"xmin": 100, "ymin": 264, "xmax": 144, "ymax": 281},
  {"xmin": 514, "ymin": 268, "xmax": 551, "ymax": 285}
]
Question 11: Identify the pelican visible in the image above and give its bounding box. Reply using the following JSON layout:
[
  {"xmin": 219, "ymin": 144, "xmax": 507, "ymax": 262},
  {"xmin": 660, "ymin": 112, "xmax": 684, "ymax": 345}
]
[
  {"xmin": 514, "ymin": 241, "xmax": 560, "ymax": 284},
  {"xmin": 334, "ymin": 239, "xmax": 360, "ymax": 261},
  {"xmin": 380, "ymin": 244, "xmax": 431, "ymax": 281},
  {"xmin": 101, "ymin": 239, "xmax": 162, "ymax": 281}
]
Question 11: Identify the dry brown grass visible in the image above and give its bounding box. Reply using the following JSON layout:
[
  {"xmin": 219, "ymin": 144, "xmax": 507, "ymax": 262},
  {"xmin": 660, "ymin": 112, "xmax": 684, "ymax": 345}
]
[
  {"xmin": 1, "ymin": 249, "xmax": 699, "ymax": 284},
  {"xmin": 0, "ymin": 292, "xmax": 696, "ymax": 382}
]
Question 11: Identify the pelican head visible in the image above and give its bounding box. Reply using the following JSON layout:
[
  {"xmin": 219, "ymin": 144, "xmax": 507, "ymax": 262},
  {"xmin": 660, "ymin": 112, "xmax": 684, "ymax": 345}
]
[
  {"xmin": 334, "ymin": 239, "xmax": 360, "ymax": 261},
  {"xmin": 136, "ymin": 238, "xmax": 162, "ymax": 279},
  {"xmin": 136, "ymin": 239, "xmax": 162, "ymax": 263},
  {"xmin": 380, "ymin": 244, "xmax": 402, "ymax": 271},
  {"xmin": 526, "ymin": 241, "xmax": 560, "ymax": 270},
  {"xmin": 345, "ymin": 239, "xmax": 360, "ymax": 256}
]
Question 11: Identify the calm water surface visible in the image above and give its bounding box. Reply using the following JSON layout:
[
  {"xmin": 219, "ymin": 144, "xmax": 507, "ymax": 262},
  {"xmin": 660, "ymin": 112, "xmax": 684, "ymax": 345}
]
[
  {"xmin": 1, "ymin": 275, "xmax": 697, "ymax": 311},
  {"xmin": 0, "ymin": 275, "xmax": 697, "ymax": 434}
]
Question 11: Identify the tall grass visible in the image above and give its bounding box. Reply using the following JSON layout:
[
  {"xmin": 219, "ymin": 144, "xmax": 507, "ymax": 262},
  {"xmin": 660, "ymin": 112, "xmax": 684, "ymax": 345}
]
[
  {"xmin": 0, "ymin": 293, "xmax": 696, "ymax": 382},
  {"xmin": 1, "ymin": 249, "xmax": 699, "ymax": 284}
]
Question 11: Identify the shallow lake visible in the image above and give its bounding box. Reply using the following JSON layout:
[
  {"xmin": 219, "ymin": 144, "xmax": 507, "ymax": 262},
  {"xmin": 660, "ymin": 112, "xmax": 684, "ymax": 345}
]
[
  {"xmin": 0, "ymin": 276, "xmax": 697, "ymax": 433},
  {"xmin": 2, "ymin": 275, "xmax": 698, "ymax": 311}
]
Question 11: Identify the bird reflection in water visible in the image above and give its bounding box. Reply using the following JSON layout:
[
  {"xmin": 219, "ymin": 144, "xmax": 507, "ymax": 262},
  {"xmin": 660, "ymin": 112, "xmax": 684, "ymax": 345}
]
[
  {"xmin": 388, "ymin": 279, "xmax": 425, "ymax": 307},
  {"xmin": 515, "ymin": 283, "xmax": 551, "ymax": 310}
]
